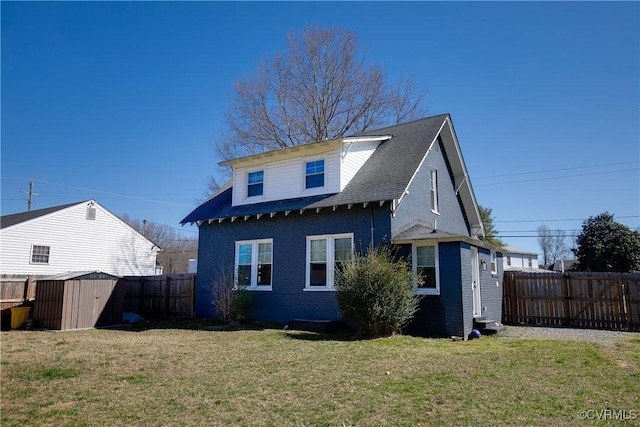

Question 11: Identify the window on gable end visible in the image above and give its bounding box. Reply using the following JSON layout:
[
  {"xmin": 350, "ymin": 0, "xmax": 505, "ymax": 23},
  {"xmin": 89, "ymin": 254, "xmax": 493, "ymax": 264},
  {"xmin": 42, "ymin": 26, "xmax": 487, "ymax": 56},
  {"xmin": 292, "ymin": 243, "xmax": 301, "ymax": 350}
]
[
  {"xmin": 305, "ymin": 160, "xmax": 325, "ymax": 189},
  {"xmin": 429, "ymin": 168, "xmax": 439, "ymax": 213},
  {"xmin": 247, "ymin": 171, "xmax": 264, "ymax": 197},
  {"xmin": 31, "ymin": 245, "xmax": 50, "ymax": 264}
]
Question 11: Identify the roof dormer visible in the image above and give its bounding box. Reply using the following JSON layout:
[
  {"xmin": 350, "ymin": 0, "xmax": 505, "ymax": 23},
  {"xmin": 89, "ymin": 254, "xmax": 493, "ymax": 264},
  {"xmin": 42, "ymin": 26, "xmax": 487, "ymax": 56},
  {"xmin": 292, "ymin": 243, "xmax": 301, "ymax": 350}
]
[{"xmin": 223, "ymin": 135, "xmax": 391, "ymax": 208}]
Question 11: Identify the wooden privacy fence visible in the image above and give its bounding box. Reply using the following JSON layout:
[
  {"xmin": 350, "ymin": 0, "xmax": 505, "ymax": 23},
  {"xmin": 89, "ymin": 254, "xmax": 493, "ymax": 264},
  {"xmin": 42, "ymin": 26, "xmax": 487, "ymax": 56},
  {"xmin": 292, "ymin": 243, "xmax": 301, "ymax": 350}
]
[
  {"xmin": 120, "ymin": 274, "xmax": 196, "ymax": 319},
  {"xmin": 1, "ymin": 277, "xmax": 36, "ymax": 311},
  {"xmin": 504, "ymin": 272, "xmax": 640, "ymax": 331}
]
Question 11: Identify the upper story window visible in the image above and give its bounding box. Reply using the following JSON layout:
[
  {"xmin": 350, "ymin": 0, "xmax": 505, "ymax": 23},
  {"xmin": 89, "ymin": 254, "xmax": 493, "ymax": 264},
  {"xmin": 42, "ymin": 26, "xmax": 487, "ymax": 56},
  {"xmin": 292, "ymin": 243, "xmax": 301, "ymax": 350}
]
[
  {"xmin": 305, "ymin": 233, "xmax": 353, "ymax": 290},
  {"xmin": 31, "ymin": 245, "xmax": 50, "ymax": 264},
  {"xmin": 491, "ymin": 252, "xmax": 497, "ymax": 274},
  {"xmin": 414, "ymin": 243, "xmax": 439, "ymax": 294},
  {"xmin": 429, "ymin": 168, "xmax": 439, "ymax": 213},
  {"xmin": 528, "ymin": 258, "xmax": 533, "ymax": 268},
  {"xmin": 247, "ymin": 171, "xmax": 264, "ymax": 197},
  {"xmin": 235, "ymin": 239, "xmax": 272, "ymax": 290},
  {"xmin": 305, "ymin": 160, "xmax": 325, "ymax": 189}
]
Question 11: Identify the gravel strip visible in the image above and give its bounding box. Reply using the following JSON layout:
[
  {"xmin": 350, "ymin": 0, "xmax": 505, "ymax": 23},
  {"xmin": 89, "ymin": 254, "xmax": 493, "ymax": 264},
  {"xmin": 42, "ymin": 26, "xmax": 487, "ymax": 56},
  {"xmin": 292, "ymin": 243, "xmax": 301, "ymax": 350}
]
[{"xmin": 497, "ymin": 325, "xmax": 639, "ymax": 344}]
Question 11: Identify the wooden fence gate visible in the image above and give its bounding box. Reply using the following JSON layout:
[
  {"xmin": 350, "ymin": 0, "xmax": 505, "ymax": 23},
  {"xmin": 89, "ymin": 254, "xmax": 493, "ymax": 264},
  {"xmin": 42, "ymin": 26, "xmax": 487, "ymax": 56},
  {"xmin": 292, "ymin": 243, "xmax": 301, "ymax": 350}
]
[{"xmin": 503, "ymin": 272, "xmax": 640, "ymax": 332}]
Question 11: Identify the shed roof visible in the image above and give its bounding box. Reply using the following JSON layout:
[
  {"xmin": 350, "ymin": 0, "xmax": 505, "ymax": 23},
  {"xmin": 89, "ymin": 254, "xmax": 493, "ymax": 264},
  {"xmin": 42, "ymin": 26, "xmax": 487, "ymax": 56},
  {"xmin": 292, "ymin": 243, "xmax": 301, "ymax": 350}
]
[{"xmin": 41, "ymin": 271, "xmax": 121, "ymax": 281}]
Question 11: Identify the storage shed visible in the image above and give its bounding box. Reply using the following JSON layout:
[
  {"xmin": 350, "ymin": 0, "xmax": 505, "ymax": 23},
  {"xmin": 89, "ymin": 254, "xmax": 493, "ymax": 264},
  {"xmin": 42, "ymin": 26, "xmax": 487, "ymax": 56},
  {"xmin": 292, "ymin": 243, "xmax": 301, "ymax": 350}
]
[{"xmin": 33, "ymin": 271, "xmax": 123, "ymax": 330}]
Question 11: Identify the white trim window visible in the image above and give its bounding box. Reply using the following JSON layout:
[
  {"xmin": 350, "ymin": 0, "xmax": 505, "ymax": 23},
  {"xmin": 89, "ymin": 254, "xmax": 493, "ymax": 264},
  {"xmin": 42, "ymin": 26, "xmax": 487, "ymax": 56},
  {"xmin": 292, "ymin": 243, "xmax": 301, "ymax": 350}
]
[
  {"xmin": 305, "ymin": 159, "xmax": 325, "ymax": 189},
  {"xmin": 247, "ymin": 170, "xmax": 264, "ymax": 198},
  {"xmin": 429, "ymin": 168, "xmax": 439, "ymax": 213},
  {"xmin": 413, "ymin": 242, "xmax": 439, "ymax": 295},
  {"xmin": 235, "ymin": 239, "xmax": 273, "ymax": 290},
  {"xmin": 30, "ymin": 245, "xmax": 50, "ymax": 264},
  {"xmin": 305, "ymin": 233, "xmax": 353, "ymax": 290},
  {"xmin": 490, "ymin": 252, "xmax": 498, "ymax": 274}
]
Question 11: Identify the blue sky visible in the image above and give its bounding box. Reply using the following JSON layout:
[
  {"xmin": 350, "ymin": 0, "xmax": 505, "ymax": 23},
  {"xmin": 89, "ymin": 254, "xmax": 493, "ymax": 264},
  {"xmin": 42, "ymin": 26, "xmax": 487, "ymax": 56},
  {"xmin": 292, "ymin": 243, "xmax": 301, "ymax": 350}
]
[{"xmin": 2, "ymin": 1, "xmax": 638, "ymax": 255}]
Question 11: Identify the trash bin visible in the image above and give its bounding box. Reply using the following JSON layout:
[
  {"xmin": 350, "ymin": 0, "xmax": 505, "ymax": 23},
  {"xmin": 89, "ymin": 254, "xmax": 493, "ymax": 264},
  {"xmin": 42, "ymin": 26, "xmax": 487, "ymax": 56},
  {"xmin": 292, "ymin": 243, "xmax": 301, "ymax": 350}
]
[{"xmin": 10, "ymin": 307, "xmax": 31, "ymax": 329}]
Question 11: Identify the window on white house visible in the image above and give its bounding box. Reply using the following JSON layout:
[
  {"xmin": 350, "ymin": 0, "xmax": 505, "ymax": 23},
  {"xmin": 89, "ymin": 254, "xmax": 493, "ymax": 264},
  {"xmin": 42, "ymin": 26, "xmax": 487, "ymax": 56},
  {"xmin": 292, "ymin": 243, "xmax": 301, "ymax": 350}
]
[
  {"xmin": 305, "ymin": 160, "xmax": 325, "ymax": 189},
  {"xmin": 235, "ymin": 239, "xmax": 272, "ymax": 290},
  {"xmin": 306, "ymin": 234, "xmax": 353, "ymax": 290},
  {"xmin": 31, "ymin": 245, "xmax": 50, "ymax": 264},
  {"xmin": 507, "ymin": 255, "xmax": 511, "ymax": 266},
  {"xmin": 247, "ymin": 171, "xmax": 264, "ymax": 197},
  {"xmin": 528, "ymin": 258, "xmax": 533, "ymax": 268},
  {"xmin": 491, "ymin": 252, "xmax": 497, "ymax": 274},
  {"xmin": 429, "ymin": 168, "xmax": 439, "ymax": 213},
  {"xmin": 413, "ymin": 243, "xmax": 439, "ymax": 294}
]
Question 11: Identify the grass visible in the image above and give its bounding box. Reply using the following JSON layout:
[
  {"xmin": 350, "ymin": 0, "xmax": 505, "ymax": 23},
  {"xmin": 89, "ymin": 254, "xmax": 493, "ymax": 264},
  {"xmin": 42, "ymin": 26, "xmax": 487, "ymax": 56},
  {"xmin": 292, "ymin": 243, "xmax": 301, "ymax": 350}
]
[{"xmin": 1, "ymin": 320, "xmax": 639, "ymax": 426}]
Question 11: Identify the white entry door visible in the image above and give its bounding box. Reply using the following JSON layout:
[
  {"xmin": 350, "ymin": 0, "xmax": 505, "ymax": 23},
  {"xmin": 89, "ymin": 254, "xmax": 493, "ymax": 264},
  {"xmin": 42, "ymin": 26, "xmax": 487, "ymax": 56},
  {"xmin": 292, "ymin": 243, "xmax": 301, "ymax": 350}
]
[{"xmin": 471, "ymin": 247, "xmax": 482, "ymax": 317}]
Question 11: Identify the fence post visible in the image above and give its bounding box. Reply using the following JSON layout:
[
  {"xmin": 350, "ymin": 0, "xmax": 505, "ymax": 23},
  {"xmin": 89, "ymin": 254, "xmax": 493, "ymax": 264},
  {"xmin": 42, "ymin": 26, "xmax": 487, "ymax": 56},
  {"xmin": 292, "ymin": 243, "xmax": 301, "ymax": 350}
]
[{"xmin": 562, "ymin": 273, "xmax": 570, "ymax": 327}]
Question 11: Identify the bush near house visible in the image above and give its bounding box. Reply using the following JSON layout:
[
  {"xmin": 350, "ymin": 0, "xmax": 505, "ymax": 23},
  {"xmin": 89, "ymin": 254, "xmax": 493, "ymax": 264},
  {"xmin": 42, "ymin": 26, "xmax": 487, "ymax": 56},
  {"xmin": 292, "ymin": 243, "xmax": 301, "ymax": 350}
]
[
  {"xmin": 335, "ymin": 245, "xmax": 422, "ymax": 338},
  {"xmin": 210, "ymin": 269, "xmax": 254, "ymax": 323}
]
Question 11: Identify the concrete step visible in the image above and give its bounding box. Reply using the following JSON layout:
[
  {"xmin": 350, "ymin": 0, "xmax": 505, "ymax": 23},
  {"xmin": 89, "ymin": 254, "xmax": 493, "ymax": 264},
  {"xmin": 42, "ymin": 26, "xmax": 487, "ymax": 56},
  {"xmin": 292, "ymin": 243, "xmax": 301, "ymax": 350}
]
[{"xmin": 473, "ymin": 318, "xmax": 507, "ymax": 334}]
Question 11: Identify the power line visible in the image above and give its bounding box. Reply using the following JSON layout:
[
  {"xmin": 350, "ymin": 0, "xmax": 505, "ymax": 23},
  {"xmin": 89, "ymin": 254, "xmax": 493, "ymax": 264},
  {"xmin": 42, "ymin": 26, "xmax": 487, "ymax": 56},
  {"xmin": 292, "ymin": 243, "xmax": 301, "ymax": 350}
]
[
  {"xmin": 34, "ymin": 179, "xmax": 194, "ymax": 208},
  {"xmin": 494, "ymin": 215, "xmax": 639, "ymax": 223},
  {"xmin": 474, "ymin": 160, "xmax": 639, "ymax": 180},
  {"xmin": 475, "ymin": 167, "xmax": 638, "ymax": 187}
]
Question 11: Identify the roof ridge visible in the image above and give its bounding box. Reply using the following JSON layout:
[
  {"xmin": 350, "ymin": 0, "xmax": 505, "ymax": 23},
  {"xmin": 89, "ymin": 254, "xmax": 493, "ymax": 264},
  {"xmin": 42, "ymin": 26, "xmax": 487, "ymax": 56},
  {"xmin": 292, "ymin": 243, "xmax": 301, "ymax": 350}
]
[{"xmin": 352, "ymin": 113, "xmax": 450, "ymax": 136}]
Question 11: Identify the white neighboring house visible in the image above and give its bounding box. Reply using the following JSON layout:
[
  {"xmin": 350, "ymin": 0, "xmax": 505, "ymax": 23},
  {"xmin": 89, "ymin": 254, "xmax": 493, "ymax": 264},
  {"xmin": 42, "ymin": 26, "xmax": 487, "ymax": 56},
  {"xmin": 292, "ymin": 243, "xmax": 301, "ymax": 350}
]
[
  {"xmin": 0, "ymin": 200, "xmax": 161, "ymax": 277},
  {"xmin": 503, "ymin": 245, "xmax": 543, "ymax": 272}
]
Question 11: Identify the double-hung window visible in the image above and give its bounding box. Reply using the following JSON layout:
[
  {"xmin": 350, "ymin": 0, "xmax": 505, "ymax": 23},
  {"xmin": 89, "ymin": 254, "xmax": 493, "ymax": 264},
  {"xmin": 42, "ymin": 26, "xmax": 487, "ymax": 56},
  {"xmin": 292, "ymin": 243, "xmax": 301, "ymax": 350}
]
[
  {"xmin": 305, "ymin": 160, "xmax": 325, "ymax": 189},
  {"xmin": 306, "ymin": 233, "xmax": 353, "ymax": 290},
  {"xmin": 235, "ymin": 239, "xmax": 273, "ymax": 290},
  {"xmin": 490, "ymin": 252, "xmax": 497, "ymax": 274},
  {"xmin": 247, "ymin": 171, "xmax": 264, "ymax": 197},
  {"xmin": 429, "ymin": 168, "xmax": 439, "ymax": 213},
  {"xmin": 413, "ymin": 243, "xmax": 439, "ymax": 294},
  {"xmin": 30, "ymin": 245, "xmax": 50, "ymax": 264}
]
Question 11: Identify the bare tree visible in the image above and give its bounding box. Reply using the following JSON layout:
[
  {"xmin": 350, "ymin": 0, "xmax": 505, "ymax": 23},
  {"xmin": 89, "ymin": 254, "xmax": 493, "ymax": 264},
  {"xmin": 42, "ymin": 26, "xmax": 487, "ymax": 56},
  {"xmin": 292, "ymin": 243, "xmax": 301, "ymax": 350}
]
[
  {"xmin": 216, "ymin": 26, "xmax": 427, "ymax": 162},
  {"xmin": 121, "ymin": 214, "xmax": 198, "ymax": 274},
  {"xmin": 538, "ymin": 224, "xmax": 569, "ymax": 267}
]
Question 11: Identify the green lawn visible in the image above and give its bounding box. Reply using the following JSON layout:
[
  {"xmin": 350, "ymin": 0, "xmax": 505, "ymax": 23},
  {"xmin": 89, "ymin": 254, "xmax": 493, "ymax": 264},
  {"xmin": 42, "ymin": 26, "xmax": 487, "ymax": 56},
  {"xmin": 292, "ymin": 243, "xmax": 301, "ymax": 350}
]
[{"xmin": 1, "ymin": 320, "xmax": 639, "ymax": 426}]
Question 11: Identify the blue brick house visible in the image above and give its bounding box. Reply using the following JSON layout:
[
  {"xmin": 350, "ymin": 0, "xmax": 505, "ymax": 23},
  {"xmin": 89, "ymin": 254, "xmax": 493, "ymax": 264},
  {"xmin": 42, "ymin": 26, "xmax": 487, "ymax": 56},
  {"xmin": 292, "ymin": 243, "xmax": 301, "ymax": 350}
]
[{"xmin": 181, "ymin": 114, "xmax": 504, "ymax": 338}]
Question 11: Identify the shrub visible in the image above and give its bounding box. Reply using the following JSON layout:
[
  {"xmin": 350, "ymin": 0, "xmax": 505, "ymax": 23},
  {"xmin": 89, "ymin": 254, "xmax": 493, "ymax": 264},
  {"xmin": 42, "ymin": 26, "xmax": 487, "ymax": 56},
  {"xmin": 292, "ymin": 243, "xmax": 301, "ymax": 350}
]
[
  {"xmin": 335, "ymin": 245, "xmax": 422, "ymax": 338},
  {"xmin": 211, "ymin": 269, "xmax": 254, "ymax": 323}
]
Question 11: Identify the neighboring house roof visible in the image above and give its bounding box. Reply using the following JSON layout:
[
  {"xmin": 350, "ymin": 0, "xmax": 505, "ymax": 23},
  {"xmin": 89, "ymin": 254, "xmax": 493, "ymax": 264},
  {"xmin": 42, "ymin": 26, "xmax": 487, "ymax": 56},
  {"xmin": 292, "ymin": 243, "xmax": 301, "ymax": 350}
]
[
  {"xmin": 503, "ymin": 245, "xmax": 539, "ymax": 256},
  {"xmin": 1, "ymin": 200, "xmax": 161, "ymax": 250},
  {"xmin": 1, "ymin": 202, "xmax": 79, "ymax": 229},
  {"xmin": 548, "ymin": 259, "xmax": 578, "ymax": 272},
  {"xmin": 181, "ymin": 114, "xmax": 483, "ymax": 235}
]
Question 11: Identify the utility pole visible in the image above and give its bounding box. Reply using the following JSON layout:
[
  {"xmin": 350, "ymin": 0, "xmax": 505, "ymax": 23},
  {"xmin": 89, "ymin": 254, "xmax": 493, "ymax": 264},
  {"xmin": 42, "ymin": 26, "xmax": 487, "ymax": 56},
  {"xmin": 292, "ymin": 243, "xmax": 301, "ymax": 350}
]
[{"xmin": 20, "ymin": 180, "xmax": 39, "ymax": 211}]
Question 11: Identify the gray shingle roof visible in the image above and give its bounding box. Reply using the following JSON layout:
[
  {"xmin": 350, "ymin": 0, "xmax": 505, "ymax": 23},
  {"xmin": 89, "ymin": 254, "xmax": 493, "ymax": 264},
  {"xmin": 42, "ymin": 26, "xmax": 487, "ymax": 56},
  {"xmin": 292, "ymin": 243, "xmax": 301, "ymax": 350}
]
[
  {"xmin": 180, "ymin": 188, "xmax": 336, "ymax": 224},
  {"xmin": 311, "ymin": 114, "xmax": 449, "ymax": 208},
  {"xmin": 1, "ymin": 201, "xmax": 84, "ymax": 229},
  {"xmin": 181, "ymin": 114, "xmax": 451, "ymax": 224}
]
